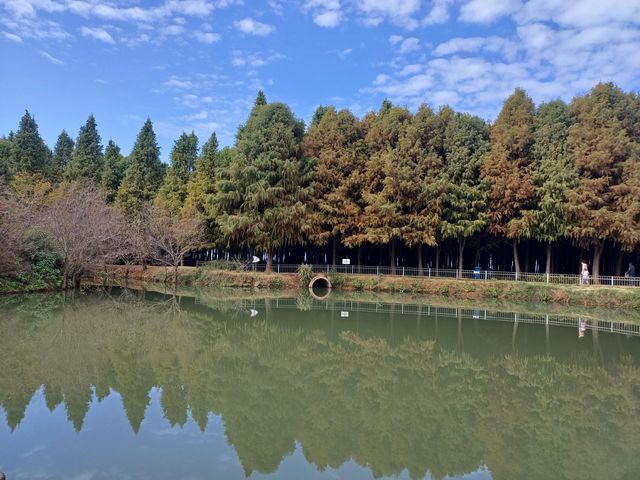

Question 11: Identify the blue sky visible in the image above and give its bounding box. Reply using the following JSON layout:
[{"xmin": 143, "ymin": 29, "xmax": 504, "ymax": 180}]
[{"xmin": 1, "ymin": 0, "xmax": 639, "ymax": 162}]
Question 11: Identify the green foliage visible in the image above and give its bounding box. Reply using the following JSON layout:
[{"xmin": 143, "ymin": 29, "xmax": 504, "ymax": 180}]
[
  {"xmin": 485, "ymin": 287, "xmax": 499, "ymax": 299},
  {"xmin": 297, "ymin": 264, "xmax": 314, "ymax": 286},
  {"xmin": 268, "ymin": 276, "xmax": 284, "ymax": 289},
  {"xmin": 117, "ymin": 119, "xmax": 164, "ymax": 216},
  {"xmin": 66, "ymin": 115, "xmax": 103, "ymax": 182},
  {"xmin": 216, "ymin": 101, "xmax": 311, "ymax": 267},
  {"xmin": 200, "ymin": 259, "xmax": 245, "ymax": 271},
  {"xmin": 51, "ymin": 130, "xmax": 74, "ymax": 182},
  {"xmin": 352, "ymin": 278, "xmax": 365, "ymax": 291},
  {"xmin": 101, "ymin": 140, "xmax": 126, "ymax": 203},
  {"xmin": 11, "ymin": 111, "xmax": 52, "ymax": 176},
  {"xmin": 156, "ymin": 131, "xmax": 198, "ymax": 214}
]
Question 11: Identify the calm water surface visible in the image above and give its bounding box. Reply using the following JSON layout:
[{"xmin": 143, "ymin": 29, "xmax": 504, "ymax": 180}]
[{"xmin": 1, "ymin": 288, "xmax": 639, "ymax": 480}]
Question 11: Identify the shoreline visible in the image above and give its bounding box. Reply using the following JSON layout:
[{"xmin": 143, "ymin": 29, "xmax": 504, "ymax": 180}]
[{"xmin": 94, "ymin": 265, "xmax": 640, "ymax": 312}]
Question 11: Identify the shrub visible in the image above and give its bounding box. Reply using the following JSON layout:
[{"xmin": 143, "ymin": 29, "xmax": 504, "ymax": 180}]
[
  {"xmin": 297, "ymin": 263, "xmax": 314, "ymax": 287},
  {"xmin": 353, "ymin": 278, "xmax": 364, "ymax": 291},
  {"xmin": 269, "ymin": 276, "xmax": 283, "ymax": 289},
  {"xmin": 200, "ymin": 259, "xmax": 245, "ymax": 271}
]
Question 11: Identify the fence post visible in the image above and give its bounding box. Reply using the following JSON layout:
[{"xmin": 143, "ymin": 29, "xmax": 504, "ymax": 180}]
[
  {"xmin": 377, "ymin": 266, "xmax": 379, "ymax": 275},
  {"xmin": 277, "ymin": 264, "xmax": 280, "ymax": 274},
  {"xmin": 326, "ymin": 265, "xmax": 329, "ymax": 274},
  {"xmin": 611, "ymin": 276, "xmax": 614, "ymax": 286},
  {"xmin": 546, "ymin": 273, "xmax": 549, "ymax": 283},
  {"xmin": 402, "ymin": 267, "xmax": 405, "ymax": 276},
  {"xmin": 515, "ymin": 271, "xmax": 519, "ymax": 281},
  {"xmin": 485, "ymin": 271, "xmax": 488, "ymax": 280},
  {"xmin": 428, "ymin": 268, "xmax": 431, "ymax": 278}
]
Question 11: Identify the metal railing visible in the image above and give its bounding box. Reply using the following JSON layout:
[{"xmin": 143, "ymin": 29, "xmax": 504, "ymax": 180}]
[{"xmin": 195, "ymin": 261, "xmax": 640, "ymax": 287}]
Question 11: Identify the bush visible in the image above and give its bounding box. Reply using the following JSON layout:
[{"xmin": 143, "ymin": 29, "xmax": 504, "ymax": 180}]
[
  {"xmin": 297, "ymin": 263, "xmax": 314, "ymax": 287},
  {"xmin": 200, "ymin": 259, "xmax": 245, "ymax": 271},
  {"xmin": 352, "ymin": 278, "xmax": 364, "ymax": 291},
  {"xmin": 269, "ymin": 276, "xmax": 283, "ymax": 289}
]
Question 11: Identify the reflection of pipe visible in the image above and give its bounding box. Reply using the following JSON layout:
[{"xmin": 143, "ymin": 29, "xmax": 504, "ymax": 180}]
[
  {"xmin": 512, "ymin": 313, "xmax": 519, "ymax": 351},
  {"xmin": 545, "ymin": 322, "xmax": 550, "ymax": 355},
  {"xmin": 309, "ymin": 287, "xmax": 331, "ymax": 300}
]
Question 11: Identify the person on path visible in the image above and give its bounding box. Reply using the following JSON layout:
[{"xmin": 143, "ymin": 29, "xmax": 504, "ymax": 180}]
[
  {"xmin": 580, "ymin": 261, "xmax": 589, "ymax": 285},
  {"xmin": 625, "ymin": 262, "xmax": 636, "ymax": 277}
]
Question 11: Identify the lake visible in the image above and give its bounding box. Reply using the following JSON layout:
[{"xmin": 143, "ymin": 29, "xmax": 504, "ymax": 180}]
[{"xmin": 1, "ymin": 287, "xmax": 639, "ymax": 480}]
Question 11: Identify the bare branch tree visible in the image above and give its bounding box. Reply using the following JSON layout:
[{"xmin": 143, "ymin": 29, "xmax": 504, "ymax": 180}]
[
  {"xmin": 39, "ymin": 181, "xmax": 128, "ymax": 288},
  {"xmin": 146, "ymin": 203, "xmax": 206, "ymax": 285}
]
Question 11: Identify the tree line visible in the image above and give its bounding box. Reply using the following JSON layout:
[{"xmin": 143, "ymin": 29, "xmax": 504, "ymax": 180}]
[{"xmin": 1, "ymin": 82, "xmax": 639, "ymax": 286}]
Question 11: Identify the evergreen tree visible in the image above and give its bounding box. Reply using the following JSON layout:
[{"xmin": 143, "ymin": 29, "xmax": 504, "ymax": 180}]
[
  {"xmin": 101, "ymin": 140, "xmax": 126, "ymax": 203},
  {"xmin": 51, "ymin": 130, "xmax": 74, "ymax": 182},
  {"xmin": 66, "ymin": 115, "xmax": 103, "ymax": 182},
  {"xmin": 254, "ymin": 90, "xmax": 267, "ymax": 107},
  {"xmin": 530, "ymin": 100, "xmax": 576, "ymax": 274},
  {"xmin": 0, "ymin": 136, "xmax": 14, "ymax": 182},
  {"xmin": 441, "ymin": 113, "xmax": 491, "ymax": 275},
  {"xmin": 360, "ymin": 102, "xmax": 413, "ymax": 273},
  {"xmin": 396, "ymin": 104, "xmax": 446, "ymax": 272},
  {"xmin": 216, "ymin": 101, "xmax": 311, "ymax": 271},
  {"xmin": 567, "ymin": 83, "xmax": 639, "ymax": 279},
  {"xmin": 11, "ymin": 111, "xmax": 51, "ymax": 175},
  {"xmin": 184, "ymin": 132, "xmax": 219, "ymax": 229},
  {"xmin": 156, "ymin": 131, "xmax": 198, "ymax": 214},
  {"xmin": 482, "ymin": 88, "xmax": 536, "ymax": 273},
  {"xmin": 117, "ymin": 119, "xmax": 164, "ymax": 217},
  {"xmin": 303, "ymin": 107, "xmax": 368, "ymax": 265},
  {"xmin": 309, "ymin": 106, "xmax": 329, "ymax": 129}
]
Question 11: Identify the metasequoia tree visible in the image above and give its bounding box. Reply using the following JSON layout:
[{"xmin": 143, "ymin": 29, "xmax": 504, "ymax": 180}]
[
  {"xmin": 360, "ymin": 102, "xmax": 413, "ymax": 274},
  {"xmin": 303, "ymin": 107, "xmax": 367, "ymax": 265},
  {"xmin": 65, "ymin": 115, "xmax": 103, "ymax": 182},
  {"xmin": 41, "ymin": 182, "xmax": 127, "ymax": 288},
  {"xmin": 482, "ymin": 88, "xmax": 536, "ymax": 273},
  {"xmin": 117, "ymin": 119, "xmax": 164, "ymax": 217},
  {"xmin": 441, "ymin": 112, "xmax": 491, "ymax": 275},
  {"xmin": 567, "ymin": 83, "xmax": 640, "ymax": 279},
  {"xmin": 156, "ymin": 132, "xmax": 198, "ymax": 214},
  {"xmin": 530, "ymin": 100, "xmax": 576, "ymax": 274},
  {"xmin": 51, "ymin": 130, "xmax": 74, "ymax": 182},
  {"xmin": 11, "ymin": 111, "xmax": 51, "ymax": 176},
  {"xmin": 216, "ymin": 93, "xmax": 311, "ymax": 271},
  {"xmin": 101, "ymin": 140, "xmax": 126, "ymax": 203}
]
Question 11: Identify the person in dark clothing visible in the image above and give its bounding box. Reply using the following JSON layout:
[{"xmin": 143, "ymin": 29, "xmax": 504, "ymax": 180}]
[{"xmin": 625, "ymin": 262, "xmax": 636, "ymax": 277}]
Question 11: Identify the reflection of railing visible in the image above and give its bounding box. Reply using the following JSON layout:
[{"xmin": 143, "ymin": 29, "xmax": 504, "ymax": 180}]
[
  {"xmin": 249, "ymin": 297, "xmax": 640, "ymax": 337},
  {"xmin": 195, "ymin": 262, "xmax": 640, "ymax": 287}
]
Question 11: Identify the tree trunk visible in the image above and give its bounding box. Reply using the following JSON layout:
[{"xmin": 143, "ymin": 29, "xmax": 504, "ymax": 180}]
[
  {"xmin": 435, "ymin": 244, "xmax": 441, "ymax": 274},
  {"xmin": 390, "ymin": 238, "xmax": 397, "ymax": 275},
  {"xmin": 62, "ymin": 265, "xmax": 68, "ymax": 289},
  {"xmin": 265, "ymin": 248, "xmax": 273, "ymax": 273},
  {"xmin": 512, "ymin": 238, "xmax": 521, "ymax": 274},
  {"xmin": 332, "ymin": 236, "xmax": 338, "ymax": 266},
  {"xmin": 458, "ymin": 237, "xmax": 466, "ymax": 277},
  {"xmin": 417, "ymin": 244, "xmax": 423, "ymax": 276},
  {"xmin": 142, "ymin": 258, "xmax": 147, "ymax": 271},
  {"xmin": 174, "ymin": 264, "xmax": 179, "ymax": 285},
  {"xmin": 73, "ymin": 273, "xmax": 81, "ymax": 289},
  {"xmin": 615, "ymin": 249, "xmax": 624, "ymax": 276},
  {"xmin": 592, "ymin": 241, "xmax": 605, "ymax": 283},
  {"xmin": 524, "ymin": 239, "xmax": 531, "ymax": 273},
  {"xmin": 357, "ymin": 245, "xmax": 362, "ymax": 274},
  {"xmin": 545, "ymin": 242, "xmax": 552, "ymax": 275}
]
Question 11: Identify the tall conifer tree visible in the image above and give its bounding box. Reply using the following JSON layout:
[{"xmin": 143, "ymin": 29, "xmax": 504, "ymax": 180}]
[
  {"xmin": 482, "ymin": 88, "xmax": 536, "ymax": 273},
  {"xmin": 51, "ymin": 130, "xmax": 74, "ymax": 182},
  {"xmin": 11, "ymin": 111, "xmax": 51, "ymax": 175},
  {"xmin": 156, "ymin": 132, "xmax": 198, "ymax": 214},
  {"xmin": 530, "ymin": 100, "xmax": 576, "ymax": 274},
  {"xmin": 216, "ymin": 93, "xmax": 311, "ymax": 271},
  {"xmin": 66, "ymin": 115, "xmax": 103, "ymax": 182},
  {"xmin": 441, "ymin": 113, "xmax": 491, "ymax": 275},
  {"xmin": 117, "ymin": 119, "xmax": 163, "ymax": 216},
  {"xmin": 101, "ymin": 140, "xmax": 126, "ymax": 203},
  {"xmin": 567, "ymin": 83, "xmax": 639, "ymax": 279}
]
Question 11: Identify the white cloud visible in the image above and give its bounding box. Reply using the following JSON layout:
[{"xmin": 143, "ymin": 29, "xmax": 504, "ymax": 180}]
[
  {"xmin": 313, "ymin": 9, "xmax": 342, "ymax": 27},
  {"xmin": 389, "ymin": 34, "xmax": 403, "ymax": 45},
  {"xmin": 373, "ymin": 73, "xmax": 390, "ymax": 85},
  {"xmin": 80, "ymin": 26, "xmax": 115, "ymax": 43},
  {"xmin": 164, "ymin": 78, "xmax": 194, "ymax": 89},
  {"xmin": 194, "ymin": 30, "xmax": 220, "ymax": 43},
  {"xmin": 2, "ymin": 30, "xmax": 23, "ymax": 42},
  {"xmin": 231, "ymin": 50, "xmax": 285, "ymax": 68},
  {"xmin": 434, "ymin": 36, "xmax": 518, "ymax": 59},
  {"xmin": 39, "ymin": 50, "xmax": 63, "ymax": 64},
  {"xmin": 163, "ymin": 24, "xmax": 184, "ymax": 35},
  {"xmin": 517, "ymin": 0, "xmax": 640, "ymax": 28},
  {"xmin": 422, "ymin": 0, "xmax": 453, "ymax": 25},
  {"xmin": 233, "ymin": 17, "xmax": 275, "ymax": 36},
  {"xmin": 398, "ymin": 36, "xmax": 420, "ymax": 54},
  {"xmin": 459, "ymin": 0, "xmax": 522, "ymax": 24}
]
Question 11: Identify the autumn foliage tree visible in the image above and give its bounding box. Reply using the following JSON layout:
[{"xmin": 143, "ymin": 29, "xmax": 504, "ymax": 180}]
[{"xmin": 482, "ymin": 88, "xmax": 536, "ymax": 273}]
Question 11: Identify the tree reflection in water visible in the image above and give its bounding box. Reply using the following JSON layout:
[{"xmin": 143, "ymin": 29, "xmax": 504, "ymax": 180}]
[{"xmin": 0, "ymin": 288, "xmax": 639, "ymax": 480}]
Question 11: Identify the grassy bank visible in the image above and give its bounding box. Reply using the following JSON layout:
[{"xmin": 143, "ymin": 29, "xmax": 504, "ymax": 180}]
[{"xmin": 100, "ymin": 265, "xmax": 640, "ymax": 311}]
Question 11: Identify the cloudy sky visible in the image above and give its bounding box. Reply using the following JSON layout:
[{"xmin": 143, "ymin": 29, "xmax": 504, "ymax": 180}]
[{"xmin": 1, "ymin": 0, "xmax": 639, "ymax": 160}]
